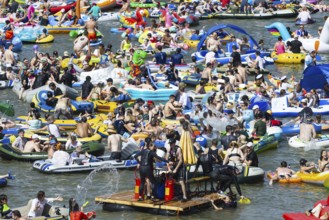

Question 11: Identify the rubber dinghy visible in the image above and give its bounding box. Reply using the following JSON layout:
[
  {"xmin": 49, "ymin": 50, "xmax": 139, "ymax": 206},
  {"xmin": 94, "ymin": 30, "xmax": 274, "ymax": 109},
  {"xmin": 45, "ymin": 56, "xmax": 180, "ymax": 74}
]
[
  {"xmin": 288, "ymin": 135, "xmax": 329, "ymax": 148},
  {"xmin": 265, "ymin": 19, "xmax": 329, "ymax": 53}
]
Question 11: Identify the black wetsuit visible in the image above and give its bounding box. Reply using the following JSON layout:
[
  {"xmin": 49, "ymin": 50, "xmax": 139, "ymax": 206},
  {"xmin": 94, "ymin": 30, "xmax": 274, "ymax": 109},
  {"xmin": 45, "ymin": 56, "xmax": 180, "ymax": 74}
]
[
  {"xmin": 210, "ymin": 165, "xmax": 242, "ymax": 196},
  {"xmin": 134, "ymin": 149, "xmax": 167, "ymax": 198}
]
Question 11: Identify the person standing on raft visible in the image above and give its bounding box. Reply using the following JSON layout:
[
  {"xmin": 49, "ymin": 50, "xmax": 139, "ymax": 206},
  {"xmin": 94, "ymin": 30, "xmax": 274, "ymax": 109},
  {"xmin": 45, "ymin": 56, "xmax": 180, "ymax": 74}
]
[{"xmin": 84, "ymin": 16, "xmax": 98, "ymax": 42}]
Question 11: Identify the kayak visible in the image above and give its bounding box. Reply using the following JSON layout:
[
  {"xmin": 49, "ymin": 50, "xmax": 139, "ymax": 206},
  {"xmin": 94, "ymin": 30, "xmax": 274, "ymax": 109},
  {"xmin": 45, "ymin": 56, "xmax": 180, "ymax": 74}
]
[
  {"xmin": 23, "ymin": 130, "xmax": 102, "ymax": 144},
  {"xmin": 283, "ymin": 197, "xmax": 329, "ymax": 220},
  {"xmin": 266, "ymin": 171, "xmax": 302, "ymax": 183},
  {"xmin": 296, "ymin": 170, "xmax": 329, "ymax": 185},
  {"xmin": 0, "ymin": 142, "xmax": 105, "ymax": 161},
  {"xmin": 288, "ymin": 135, "xmax": 329, "ymax": 148}
]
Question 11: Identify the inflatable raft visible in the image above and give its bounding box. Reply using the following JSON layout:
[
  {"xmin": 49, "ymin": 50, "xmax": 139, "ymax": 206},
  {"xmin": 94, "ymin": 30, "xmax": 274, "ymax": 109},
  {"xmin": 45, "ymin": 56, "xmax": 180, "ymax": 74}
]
[
  {"xmin": 0, "ymin": 142, "xmax": 105, "ymax": 161},
  {"xmin": 267, "ymin": 171, "xmax": 302, "ymax": 183},
  {"xmin": 296, "ymin": 170, "xmax": 329, "ymax": 185},
  {"xmin": 125, "ymin": 83, "xmax": 178, "ymax": 101},
  {"xmin": 270, "ymin": 52, "xmax": 306, "ymax": 64},
  {"xmin": 288, "ymin": 135, "xmax": 329, "ymax": 148},
  {"xmin": 12, "ymin": 81, "xmax": 79, "ymax": 103},
  {"xmin": 282, "ymin": 123, "xmax": 324, "ymax": 135}
]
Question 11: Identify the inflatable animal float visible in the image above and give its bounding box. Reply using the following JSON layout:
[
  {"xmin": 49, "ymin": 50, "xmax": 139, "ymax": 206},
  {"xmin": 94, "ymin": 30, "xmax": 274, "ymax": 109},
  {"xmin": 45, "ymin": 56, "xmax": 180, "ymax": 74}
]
[
  {"xmin": 265, "ymin": 18, "xmax": 329, "ymax": 53},
  {"xmin": 118, "ymin": 9, "xmax": 149, "ymax": 29}
]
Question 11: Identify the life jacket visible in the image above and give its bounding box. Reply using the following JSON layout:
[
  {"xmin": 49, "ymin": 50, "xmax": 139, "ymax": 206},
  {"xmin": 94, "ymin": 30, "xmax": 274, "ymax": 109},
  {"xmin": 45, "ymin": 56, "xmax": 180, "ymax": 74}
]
[{"xmin": 0, "ymin": 203, "xmax": 12, "ymax": 218}]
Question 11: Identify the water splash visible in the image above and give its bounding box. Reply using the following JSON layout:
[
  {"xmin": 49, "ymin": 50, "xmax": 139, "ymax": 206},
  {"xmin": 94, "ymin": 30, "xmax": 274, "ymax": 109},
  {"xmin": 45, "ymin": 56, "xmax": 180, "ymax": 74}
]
[
  {"xmin": 304, "ymin": 139, "xmax": 321, "ymax": 152},
  {"xmin": 75, "ymin": 163, "xmax": 120, "ymax": 210}
]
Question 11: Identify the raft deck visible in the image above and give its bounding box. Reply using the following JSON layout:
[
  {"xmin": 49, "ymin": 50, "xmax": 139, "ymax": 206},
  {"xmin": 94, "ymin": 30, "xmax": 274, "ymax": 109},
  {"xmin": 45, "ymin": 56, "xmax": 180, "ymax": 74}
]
[{"xmin": 95, "ymin": 191, "xmax": 221, "ymax": 215}]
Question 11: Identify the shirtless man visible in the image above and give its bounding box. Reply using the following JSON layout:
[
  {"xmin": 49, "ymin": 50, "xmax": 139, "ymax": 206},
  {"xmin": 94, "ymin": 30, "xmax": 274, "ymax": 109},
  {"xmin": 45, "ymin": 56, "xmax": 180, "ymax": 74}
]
[
  {"xmin": 269, "ymin": 161, "xmax": 296, "ymax": 185},
  {"xmin": 4, "ymin": 44, "xmax": 15, "ymax": 67},
  {"xmin": 76, "ymin": 117, "xmax": 93, "ymax": 138},
  {"xmin": 161, "ymin": 29, "xmax": 173, "ymax": 48},
  {"xmin": 164, "ymin": 95, "xmax": 181, "ymax": 120},
  {"xmin": 201, "ymin": 62, "xmax": 212, "ymax": 83},
  {"xmin": 54, "ymin": 95, "xmax": 72, "ymax": 119},
  {"xmin": 23, "ymin": 134, "xmax": 42, "ymax": 152},
  {"xmin": 299, "ymin": 117, "xmax": 316, "ymax": 142},
  {"xmin": 144, "ymin": 119, "xmax": 163, "ymax": 139},
  {"xmin": 207, "ymin": 32, "xmax": 222, "ymax": 52},
  {"xmin": 107, "ymin": 133, "xmax": 128, "ymax": 160},
  {"xmin": 138, "ymin": 78, "xmax": 154, "ymax": 90},
  {"xmin": 85, "ymin": 16, "xmax": 97, "ymax": 42},
  {"xmin": 237, "ymin": 64, "xmax": 247, "ymax": 83}
]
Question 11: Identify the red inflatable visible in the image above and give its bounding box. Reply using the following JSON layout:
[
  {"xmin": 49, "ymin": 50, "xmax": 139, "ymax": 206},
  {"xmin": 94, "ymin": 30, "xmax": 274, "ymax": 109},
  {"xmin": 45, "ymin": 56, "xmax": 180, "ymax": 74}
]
[{"xmin": 283, "ymin": 195, "xmax": 329, "ymax": 220}]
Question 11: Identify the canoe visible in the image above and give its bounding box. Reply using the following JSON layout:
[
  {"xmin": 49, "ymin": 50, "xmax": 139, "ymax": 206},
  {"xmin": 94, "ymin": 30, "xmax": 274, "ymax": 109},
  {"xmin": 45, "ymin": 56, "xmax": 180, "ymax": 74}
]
[
  {"xmin": 12, "ymin": 81, "xmax": 79, "ymax": 103},
  {"xmin": 14, "ymin": 200, "xmax": 69, "ymax": 220},
  {"xmin": 0, "ymin": 142, "xmax": 105, "ymax": 161},
  {"xmin": 130, "ymin": 2, "xmax": 166, "ymax": 8},
  {"xmin": 296, "ymin": 170, "xmax": 329, "ymax": 185},
  {"xmin": 31, "ymin": 90, "xmax": 95, "ymax": 113},
  {"xmin": 266, "ymin": 171, "xmax": 302, "ymax": 183},
  {"xmin": 23, "ymin": 130, "xmax": 102, "ymax": 144},
  {"xmin": 124, "ymin": 82, "xmax": 178, "ymax": 101},
  {"xmin": 49, "ymin": 2, "xmax": 76, "ymax": 14},
  {"xmin": 0, "ymin": 178, "xmax": 7, "ymax": 187},
  {"xmin": 271, "ymin": 96, "xmax": 329, "ymax": 117},
  {"xmin": 288, "ymin": 135, "xmax": 329, "ymax": 148},
  {"xmin": 270, "ymin": 51, "xmax": 306, "ymax": 64},
  {"xmin": 80, "ymin": 0, "xmax": 117, "ymax": 13}
]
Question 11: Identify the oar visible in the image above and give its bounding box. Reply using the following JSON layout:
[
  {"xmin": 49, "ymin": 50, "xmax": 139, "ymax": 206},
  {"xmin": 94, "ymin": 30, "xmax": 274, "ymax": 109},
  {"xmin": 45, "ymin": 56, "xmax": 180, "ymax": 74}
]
[{"xmin": 238, "ymin": 196, "xmax": 251, "ymax": 204}]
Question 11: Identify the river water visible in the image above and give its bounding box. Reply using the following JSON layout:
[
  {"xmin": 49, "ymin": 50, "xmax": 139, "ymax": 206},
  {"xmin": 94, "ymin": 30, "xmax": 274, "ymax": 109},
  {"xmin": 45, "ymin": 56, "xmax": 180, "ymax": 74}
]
[{"xmin": 1, "ymin": 5, "xmax": 329, "ymax": 220}]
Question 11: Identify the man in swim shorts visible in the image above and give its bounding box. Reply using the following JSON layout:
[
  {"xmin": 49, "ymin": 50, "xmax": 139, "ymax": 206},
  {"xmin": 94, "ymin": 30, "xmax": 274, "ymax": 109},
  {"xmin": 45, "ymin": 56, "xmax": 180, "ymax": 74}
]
[{"xmin": 85, "ymin": 17, "xmax": 97, "ymax": 41}]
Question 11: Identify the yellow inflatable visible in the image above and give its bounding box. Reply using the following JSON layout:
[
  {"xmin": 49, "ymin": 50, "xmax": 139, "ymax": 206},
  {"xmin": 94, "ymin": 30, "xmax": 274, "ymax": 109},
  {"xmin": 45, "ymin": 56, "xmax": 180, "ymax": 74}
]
[
  {"xmin": 60, "ymin": 56, "xmax": 100, "ymax": 68},
  {"xmin": 270, "ymin": 51, "xmax": 306, "ymax": 64},
  {"xmin": 296, "ymin": 170, "xmax": 329, "ymax": 185},
  {"xmin": 184, "ymin": 39, "xmax": 199, "ymax": 48},
  {"xmin": 138, "ymin": 30, "xmax": 164, "ymax": 44},
  {"xmin": 35, "ymin": 35, "xmax": 55, "ymax": 44},
  {"xmin": 196, "ymin": 84, "xmax": 218, "ymax": 93}
]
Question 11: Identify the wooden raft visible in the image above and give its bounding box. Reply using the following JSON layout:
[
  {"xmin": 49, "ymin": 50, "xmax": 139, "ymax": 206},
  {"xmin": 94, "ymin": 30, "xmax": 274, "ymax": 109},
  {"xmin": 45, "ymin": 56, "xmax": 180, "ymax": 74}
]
[{"xmin": 95, "ymin": 191, "xmax": 220, "ymax": 214}]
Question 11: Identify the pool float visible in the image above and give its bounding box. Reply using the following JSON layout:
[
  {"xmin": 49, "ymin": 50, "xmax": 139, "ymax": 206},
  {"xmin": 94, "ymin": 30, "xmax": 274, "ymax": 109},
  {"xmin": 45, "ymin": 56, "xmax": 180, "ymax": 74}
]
[
  {"xmin": 288, "ymin": 134, "xmax": 329, "ymax": 148},
  {"xmin": 296, "ymin": 170, "xmax": 329, "ymax": 185},
  {"xmin": 265, "ymin": 19, "xmax": 329, "ymax": 53},
  {"xmin": 270, "ymin": 51, "xmax": 306, "ymax": 64},
  {"xmin": 271, "ymin": 96, "xmax": 329, "ymax": 117},
  {"xmin": 252, "ymin": 134, "xmax": 279, "ymax": 153},
  {"xmin": 295, "ymin": 18, "xmax": 316, "ymax": 25},
  {"xmin": 80, "ymin": 0, "xmax": 117, "ymax": 13},
  {"xmin": 283, "ymin": 196, "xmax": 329, "ymax": 220},
  {"xmin": 267, "ymin": 171, "xmax": 302, "ymax": 183},
  {"xmin": 0, "ymin": 141, "xmax": 105, "ymax": 161},
  {"xmin": 23, "ymin": 130, "xmax": 102, "ymax": 144},
  {"xmin": 31, "ymin": 90, "xmax": 95, "ymax": 113},
  {"xmin": 93, "ymin": 100, "xmax": 135, "ymax": 113},
  {"xmin": 49, "ymin": 2, "xmax": 76, "ymax": 14},
  {"xmin": 118, "ymin": 8, "xmax": 148, "ymax": 28},
  {"xmin": 130, "ymin": 1, "xmax": 166, "ymax": 8}
]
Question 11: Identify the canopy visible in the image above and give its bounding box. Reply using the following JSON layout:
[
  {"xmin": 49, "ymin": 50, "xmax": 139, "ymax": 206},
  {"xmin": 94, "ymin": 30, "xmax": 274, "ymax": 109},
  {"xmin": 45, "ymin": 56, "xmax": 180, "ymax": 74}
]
[
  {"xmin": 300, "ymin": 64, "xmax": 329, "ymax": 91},
  {"xmin": 197, "ymin": 24, "xmax": 259, "ymax": 51},
  {"xmin": 179, "ymin": 130, "xmax": 197, "ymax": 165}
]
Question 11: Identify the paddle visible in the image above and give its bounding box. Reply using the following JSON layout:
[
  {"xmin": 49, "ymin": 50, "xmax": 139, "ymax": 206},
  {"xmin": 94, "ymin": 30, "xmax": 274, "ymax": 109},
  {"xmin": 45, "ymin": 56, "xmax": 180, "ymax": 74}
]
[{"xmin": 238, "ymin": 196, "xmax": 251, "ymax": 204}]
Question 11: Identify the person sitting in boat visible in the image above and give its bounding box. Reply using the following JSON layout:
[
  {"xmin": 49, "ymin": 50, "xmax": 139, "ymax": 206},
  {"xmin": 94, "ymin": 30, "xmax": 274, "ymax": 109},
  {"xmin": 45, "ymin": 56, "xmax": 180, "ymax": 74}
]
[
  {"xmin": 296, "ymin": 6, "xmax": 311, "ymax": 24},
  {"xmin": 138, "ymin": 78, "xmax": 155, "ymax": 91},
  {"xmin": 12, "ymin": 129, "xmax": 27, "ymax": 151},
  {"xmin": 11, "ymin": 210, "xmax": 26, "ymax": 220},
  {"xmin": 195, "ymin": 79, "xmax": 207, "ymax": 95},
  {"xmin": 27, "ymin": 111, "xmax": 42, "ymax": 130},
  {"xmin": 43, "ymin": 137, "xmax": 57, "ymax": 159},
  {"xmin": 299, "ymin": 116, "xmax": 317, "ymax": 142},
  {"xmin": 171, "ymin": 48, "xmax": 185, "ymax": 65},
  {"xmin": 253, "ymin": 2, "xmax": 265, "ymax": 14},
  {"xmin": 305, "ymin": 203, "xmax": 329, "ymax": 219},
  {"xmin": 252, "ymin": 113, "xmax": 267, "ymax": 137},
  {"xmin": 66, "ymin": 134, "xmax": 82, "ymax": 151},
  {"xmin": 58, "ymin": 6, "xmax": 76, "ymax": 26},
  {"xmin": 36, "ymin": 28, "xmax": 48, "ymax": 41},
  {"xmin": 153, "ymin": 45, "xmax": 167, "ymax": 65},
  {"xmin": 161, "ymin": 29, "xmax": 173, "ymax": 48},
  {"xmin": 318, "ymin": 150, "xmax": 329, "ymax": 172},
  {"xmin": 69, "ymin": 198, "xmax": 95, "ymax": 220},
  {"xmin": 0, "ymin": 116, "xmax": 15, "ymax": 129},
  {"xmin": 165, "ymin": 62, "xmax": 180, "ymax": 85},
  {"xmin": 53, "ymin": 95, "xmax": 72, "ymax": 119},
  {"xmin": 27, "ymin": 191, "xmax": 63, "ymax": 218},
  {"xmin": 36, "ymin": 115, "xmax": 64, "ymax": 139},
  {"xmin": 76, "ymin": 117, "xmax": 93, "ymax": 138},
  {"xmin": 120, "ymin": 35, "xmax": 132, "ymax": 54},
  {"xmin": 269, "ymin": 161, "xmax": 296, "ymax": 185},
  {"xmin": 207, "ymin": 32, "xmax": 224, "ymax": 53},
  {"xmin": 108, "ymin": 87, "xmax": 130, "ymax": 102},
  {"xmin": 243, "ymin": 142, "xmax": 258, "ymax": 167},
  {"xmin": 296, "ymin": 25, "xmax": 310, "ymax": 39},
  {"xmin": 221, "ymin": 125, "xmax": 238, "ymax": 150},
  {"xmin": 304, "ymin": 50, "xmax": 317, "ymax": 70},
  {"xmin": 287, "ymin": 35, "xmax": 304, "ymax": 54},
  {"xmin": 176, "ymin": 83, "xmax": 192, "ymax": 110},
  {"xmin": 164, "ymin": 95, "xmax": 181, "ymax": 120},
  {"xmin": 3, "ymin": 20, "xmax": 13, "ymax": 40},
  {"xmin": 273, "ymin": 36, "xmax": 286, "ymax": 55},
  {"xmin": 293, "ymin": 99, "xmax": 313, "ymax": 124},
  {"xmin": 223, "ymin": 141, "xmax": 245, "ymax": 167},
  {"xmin": 299, "ymin": 158, "xmax": 316, "ymax": 173},
  {"xmin": 88, "ymin": 3, "xmax": 101, "ymax": 21},
  {"xmin": 22, "ymin": 134, "xmax": 43, "ymax": 153},
  {"xmin": 203, "ymin": 139, "xmax": 224, "ymax": 165}
]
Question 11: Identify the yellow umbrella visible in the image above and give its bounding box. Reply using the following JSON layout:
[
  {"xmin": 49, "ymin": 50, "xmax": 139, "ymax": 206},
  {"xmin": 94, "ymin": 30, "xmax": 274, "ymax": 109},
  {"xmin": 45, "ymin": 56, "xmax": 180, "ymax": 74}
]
[{"xmin": 179, "ymin": 130, "xmax": 197, "ymax": 165}]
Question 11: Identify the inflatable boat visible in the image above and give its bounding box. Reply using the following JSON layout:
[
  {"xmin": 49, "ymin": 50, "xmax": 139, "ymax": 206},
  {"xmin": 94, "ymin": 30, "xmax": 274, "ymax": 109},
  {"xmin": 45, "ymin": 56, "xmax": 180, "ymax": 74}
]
[
  {"xmin": 282, "ymin": 123, "xmax": 325, "ymax": 135},
  {"xmin": 270, "ymin": 52, "xmax": 306, "ymax": 64},
  {"xmin": 283, "ymin": 196, "xmax": 329, "ymax": 220},
  {"xmin": 267, "ymin": 171, "xmax": 302, "ymax": 183},
  {"xmin": 271, "ymin": 96, "xmax": 329, "ymax": 117},
  {"xmin": 296, "ymin": 170, "xmax": 329, "ymax": 185},
  {"xmin": 0, "ymin": 142, "xmax": 105, "ymax": 161},
  {"xmin": 12, "ymin": 81, "xmax": 79, "ymax": 103},
  {"xmin": 288, "ymin": 135, "xmax": 329, "ymax": 148}
]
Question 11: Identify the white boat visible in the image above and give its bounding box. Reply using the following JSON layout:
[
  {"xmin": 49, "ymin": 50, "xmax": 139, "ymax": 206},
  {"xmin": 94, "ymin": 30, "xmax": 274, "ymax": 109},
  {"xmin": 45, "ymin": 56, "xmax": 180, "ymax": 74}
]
[
  {"xmin": 288, "ymin": 135, "xmax": 329, "ymax": 148},
  {"xmin": 73, "ymin": 65, "xmax": 127, "ymax": 86},
  {"xmin": 33, "ymin": 156, "xmax": 138, "ymax": 173},
  {"xmin": 271, "ymin": 96, "xmax": 329, "ymax": 117},
  {"xmin": 12, "ymin": 81, "xmax": 79, "ymax": 103}
]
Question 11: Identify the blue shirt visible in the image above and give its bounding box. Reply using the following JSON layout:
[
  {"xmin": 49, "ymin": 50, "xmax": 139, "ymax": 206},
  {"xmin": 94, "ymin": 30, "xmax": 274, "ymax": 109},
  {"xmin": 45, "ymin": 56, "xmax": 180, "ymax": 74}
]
[
  {"xmin": 171, "ymin": 53, "xmax": 184, "ymax": 65},
  {"xmin": 154, "ymin": 52, "xmax": 167, "ymax": 64}
]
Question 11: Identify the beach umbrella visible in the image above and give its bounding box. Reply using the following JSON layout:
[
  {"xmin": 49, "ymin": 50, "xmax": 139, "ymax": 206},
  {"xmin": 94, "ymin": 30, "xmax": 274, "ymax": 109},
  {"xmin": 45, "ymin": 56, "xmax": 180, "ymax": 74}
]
[
  {"xmin": 0, "ymin": 102, "xmax": 15, "ymax": 117},
  {"xmin": 179, "ymin": 129, "xmax": 197, "ymax": 165}
]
